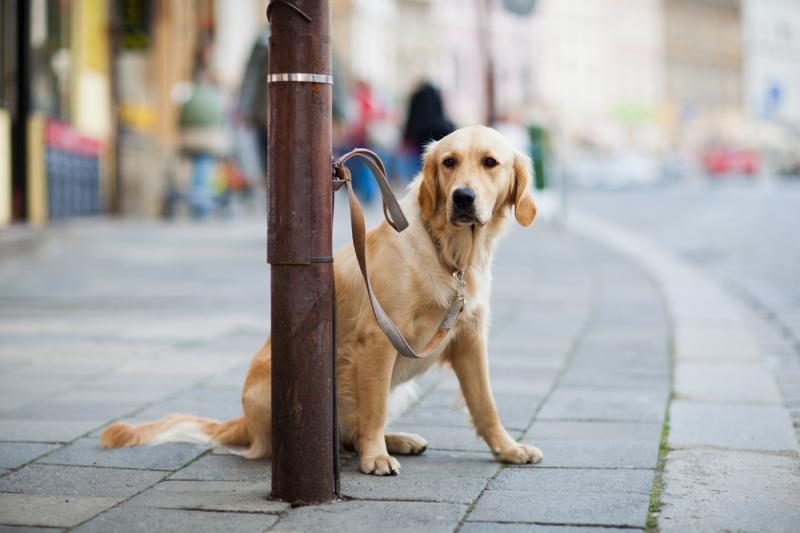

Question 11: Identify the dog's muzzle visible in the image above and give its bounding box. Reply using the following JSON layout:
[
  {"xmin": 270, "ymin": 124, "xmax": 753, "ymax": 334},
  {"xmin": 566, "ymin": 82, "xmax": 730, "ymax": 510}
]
[{"xmin": 451, "ymin": 187, "xmax": 478, "ymax": 224}]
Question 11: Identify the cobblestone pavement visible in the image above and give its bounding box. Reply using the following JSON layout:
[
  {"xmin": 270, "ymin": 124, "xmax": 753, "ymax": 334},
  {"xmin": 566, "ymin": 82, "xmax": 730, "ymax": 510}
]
[
  {"xmin": 0, "ymin": 207, "xmax": 673, "ymax": 531},
  {"xmin": 572, "ymin": 181, "xmax": 800, "ymax": 437}
]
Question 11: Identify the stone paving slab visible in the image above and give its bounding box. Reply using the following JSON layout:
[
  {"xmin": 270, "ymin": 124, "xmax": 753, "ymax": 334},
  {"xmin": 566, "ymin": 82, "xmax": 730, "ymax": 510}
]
[
  {"xmin": 0, "ymin": 364, "xmax": 111, "ymax": 382},
  {"xmin": 488, "ymin": 356, "xmax": 566, "ymax": 372},
  {"xmin": 0, "ymin": 380, "xmax": 78, "ymax": 401},
  {"xmin": 461, "ymin": 524, "xmax": 641, "ymax": 533},
  {"xmin": 0, "ymin": 464, "xmax": 164, "ymax": 497},
  {"xmin": 130, "ymin": 388, "xmax": 243, "ymax": 422},
  {"xmin": 525, "ymin": 420, "xmax": 664, "ymax": 442},
  {"xmin": 0, "ymin": 420, "xmax": 106, "ymax": 443},
  {"xmin": 73, "ymin": 506, "xmax": 276, "ymax": 533},
  {"xmin": 521, "ymin": 439, "xmax": 659, "ymax": 469},
  {"xmin": 395, "ymin": 392, "xmax": 541, "ymax": 431},
  {"xmin": 580, "ymin": 325, "xmax": 667, "ymax": 344},
  {"xmin": 271, "ymin": 500, "xmax": 467, "ymax": 533},
  {"xmin": 0, "ymin": 393, "xmax": 43, "ymax": 414},
  {"xmin": 1, "ymin": 401, "xmax": 144, "ymax": 422},
  {"xmin": 393, "ymin": 404, "xmax": 472, "ymax": 429},
  {"xmin": 339, "ymin": 451, "xmax": 498, "ymax": 504},
  {"xmin": 468, "ymin": 468, "xmax": 654, "ymax": 527},
  {"xmin": 36, "ymin": 438, "xmax": 208, "ymax": 471},
  {"xmin": 570, "ymin": 337, "xmax": 670, "ymax": 363},
  {"xmin": 84, "ymin": 373, "xmax": 207, "ymax": 394},
  {"xmin": 169, "ymin": 454, "xmax": 271, "ymax": 482},
  {"xmin": 0, "ymin": 525, "xmax": 65, "ymax": 533},
  {"xmin": 200, "ymin": 365, "xmax": 251, "ymax": 388},
  {"xmin": 487, "ymin": 340, "xmax": 574, "ymax": 362},
  {"xmin": 48, "ymin": 387, "xmax": 173, "ymax": 404},
  {"xmin": 674, "ymin": 363, "xmax": 781, "ymax": 404},
  {"xmin": 0, "ymin": 494, "xmax": 120, "ymax": 529},
  {"xmin": 669, "ymin": 400, "xmax": 798, "ymax": 451},
  {"xmin": 537, "ymin": 388, "xmax": 668, "ymax": 422},
  {"xmin": 0, "ymin": 443, "xmax": 59, "ymax": 469},
  {"xmin": 493, "ymin": 393, "xmax": 545, "ymax": 430},
  {"xmin": 559, "ymin": 367, "xmax": 669, "ymax": 390},
  {"xmin": 660, "ymin": 449, "xmax": 800, "ymax": 533},
  {"xmin": 673, "ymin": 325, "xmax": 761, "ymax": 362},
  {"xmin": 127, "ymin": 480, "xmax": 288, "ymax": 514},
  {"xmin": 435, "ymin": 374, "xmax": 556, "ymax": 397}
]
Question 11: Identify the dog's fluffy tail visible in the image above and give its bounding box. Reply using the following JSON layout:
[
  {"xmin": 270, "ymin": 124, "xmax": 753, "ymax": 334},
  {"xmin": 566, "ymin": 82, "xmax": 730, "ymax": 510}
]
[{"xmin": 100, "ymin": 414, "xmax": 250, "ymax": 450}]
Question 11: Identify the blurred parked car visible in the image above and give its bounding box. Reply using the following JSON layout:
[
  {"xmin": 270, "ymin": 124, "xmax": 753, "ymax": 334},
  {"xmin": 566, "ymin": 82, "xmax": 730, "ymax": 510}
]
[{"xmin": 702, "ymin": 148, "xmax": 759, "ymax": 177}]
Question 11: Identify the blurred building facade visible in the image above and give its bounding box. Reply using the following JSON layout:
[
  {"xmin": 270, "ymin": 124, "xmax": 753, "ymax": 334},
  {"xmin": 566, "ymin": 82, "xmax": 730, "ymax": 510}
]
[
  {"xmin": 663, "ymin": 0, "xmax": 743, "ymax": 149},
  {"xmin": 2, "ymin": 0, "xmax": 798, "ymax": 228},
  {"xmin": 0, "ymin": 0, "xmax": 263, "ymax": 227},
  {"xmin": 331, "ymin": 0, "xmax": 797, "ymax": 167}
]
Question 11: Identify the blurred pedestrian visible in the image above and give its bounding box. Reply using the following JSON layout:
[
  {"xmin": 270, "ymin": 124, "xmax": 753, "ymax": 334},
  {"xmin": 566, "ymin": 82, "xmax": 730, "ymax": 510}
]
[
  {"xmin": 178, "ymin": 42, "xmax": 229, "ymax": 219},
  {"xmin": 345, "ymin": 80, "xmax": 385, "ymax": 202},
  {"xmin": 401, "ymin": 81, "xmax": 454, "ymax": 177},
  {"xmin": 238, "ymin": 26, "xmax": 269, "ymax": 181}
]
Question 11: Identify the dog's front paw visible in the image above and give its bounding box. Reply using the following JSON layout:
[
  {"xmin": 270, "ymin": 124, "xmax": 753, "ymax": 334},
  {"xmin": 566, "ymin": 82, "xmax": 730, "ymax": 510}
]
[
  {"xmin": 360, "ymin": 454, "xmax": 401, "ymax": 476},
  {"xmin": 495, "ymin": 443, "xmax": 543, "ymax": 465}
]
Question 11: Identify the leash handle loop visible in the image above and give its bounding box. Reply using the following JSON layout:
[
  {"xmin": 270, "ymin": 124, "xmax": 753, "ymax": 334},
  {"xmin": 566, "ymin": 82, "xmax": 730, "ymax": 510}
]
[{"xmin": 334, "ymin": 149, "xmax": 408, "ymax": 233}]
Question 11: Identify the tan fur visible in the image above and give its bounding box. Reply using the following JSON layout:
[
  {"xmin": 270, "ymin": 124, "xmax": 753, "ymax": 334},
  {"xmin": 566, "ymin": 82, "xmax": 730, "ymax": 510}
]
[{"xmin": 99, "ymin": 126, "xmax": 543, "ymax": 475}]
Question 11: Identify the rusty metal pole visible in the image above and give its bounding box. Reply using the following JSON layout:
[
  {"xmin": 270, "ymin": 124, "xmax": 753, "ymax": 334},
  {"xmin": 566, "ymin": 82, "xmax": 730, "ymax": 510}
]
[{"xmin": 266, "ymin": 0, "xmax": 336, "ymax": 505}]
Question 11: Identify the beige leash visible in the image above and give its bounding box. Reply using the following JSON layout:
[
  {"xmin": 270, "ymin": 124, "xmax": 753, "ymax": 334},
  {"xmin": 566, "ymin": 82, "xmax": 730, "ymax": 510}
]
[{"xmin": 333, "ymin": 149, "xmax": 465, "ymax": 359}]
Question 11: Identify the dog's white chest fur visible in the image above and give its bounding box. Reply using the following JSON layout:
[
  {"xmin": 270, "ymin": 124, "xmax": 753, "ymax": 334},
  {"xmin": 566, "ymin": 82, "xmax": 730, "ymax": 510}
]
[{"xmin": 389, "ymin": 265, "xmax": 491, "ymax": 389}]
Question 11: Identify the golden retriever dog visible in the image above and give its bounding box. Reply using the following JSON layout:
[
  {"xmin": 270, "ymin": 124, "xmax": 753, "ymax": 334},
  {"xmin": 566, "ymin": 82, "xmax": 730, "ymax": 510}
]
[{"xmin": 101, "ymin": 125, "xmax": 543, "ymax": 475}]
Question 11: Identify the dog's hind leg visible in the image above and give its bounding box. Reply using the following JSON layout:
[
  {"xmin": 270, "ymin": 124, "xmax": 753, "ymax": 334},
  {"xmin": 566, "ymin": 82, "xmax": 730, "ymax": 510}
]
[
  {"xmin": 232, "ymin": 339, "xmax": 272, "ymax": 459},
  {"xmin": 385, "ymin": 432, "xmax": 428, "ymax": 455}
]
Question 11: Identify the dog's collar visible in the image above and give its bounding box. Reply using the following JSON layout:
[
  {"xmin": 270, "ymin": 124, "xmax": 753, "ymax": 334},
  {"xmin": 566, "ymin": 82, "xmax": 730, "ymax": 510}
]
[{"xmin": 422, "ymin": 221, "xmax": 467, "ymax": 326}]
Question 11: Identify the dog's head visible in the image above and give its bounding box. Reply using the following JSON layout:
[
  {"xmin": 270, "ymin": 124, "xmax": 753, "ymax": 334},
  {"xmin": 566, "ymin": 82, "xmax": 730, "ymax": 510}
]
[{"xmin": 418, "ymin": 126, "xmax": 536, "ymax": 229}]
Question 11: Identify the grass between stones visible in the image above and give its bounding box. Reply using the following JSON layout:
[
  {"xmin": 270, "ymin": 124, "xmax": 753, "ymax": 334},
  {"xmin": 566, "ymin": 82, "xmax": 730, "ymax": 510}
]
[
  {"xmin": 646, "ymin": 334, "xmax": 674, "ymax": 532},
  {"xmin": 646, "ymin": 415, "xmax": 671, "ymax": 531}
]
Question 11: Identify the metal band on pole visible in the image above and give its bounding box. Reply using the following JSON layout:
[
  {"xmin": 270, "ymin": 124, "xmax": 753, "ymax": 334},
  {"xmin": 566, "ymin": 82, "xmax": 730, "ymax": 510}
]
[{"xmin": 267, "ymin": 73, "xmax": 333, "ymax": 84}]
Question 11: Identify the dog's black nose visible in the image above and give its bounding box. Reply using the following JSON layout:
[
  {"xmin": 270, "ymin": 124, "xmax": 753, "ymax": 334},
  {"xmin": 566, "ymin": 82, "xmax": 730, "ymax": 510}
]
[{"xmin": 452, "ymin": 188, "xmax": 476, "ymax": 209}]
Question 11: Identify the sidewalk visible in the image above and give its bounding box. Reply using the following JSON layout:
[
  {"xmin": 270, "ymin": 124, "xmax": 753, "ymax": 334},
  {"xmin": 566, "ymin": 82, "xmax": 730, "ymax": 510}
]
[
  {"xmin": 568, "ymin": 211, "xmax": 800, "ymax": 532},
  {"xmin": 0, "ymin": 206, "xmax": 796, "ymax": 531}
]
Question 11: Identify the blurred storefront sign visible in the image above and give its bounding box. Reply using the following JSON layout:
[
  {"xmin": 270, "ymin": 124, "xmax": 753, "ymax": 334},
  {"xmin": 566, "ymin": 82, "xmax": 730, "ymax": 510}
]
[
  {"xmin": 0, "ymin": 0, "xmax": 111, "ymax": 226},
  {"xmin": 45, "ymin": 120, "xmax": 103, "ymax": 220}
]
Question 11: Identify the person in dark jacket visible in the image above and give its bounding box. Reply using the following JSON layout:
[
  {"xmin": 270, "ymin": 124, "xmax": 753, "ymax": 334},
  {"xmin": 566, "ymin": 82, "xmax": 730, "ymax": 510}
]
[
  {"xmin": 402, "ymin": 82, "xmax": 455, "ymax": 174},
  {"xmin": 238, "ymin": 27, "xmax": 270, "ymax": 179}
]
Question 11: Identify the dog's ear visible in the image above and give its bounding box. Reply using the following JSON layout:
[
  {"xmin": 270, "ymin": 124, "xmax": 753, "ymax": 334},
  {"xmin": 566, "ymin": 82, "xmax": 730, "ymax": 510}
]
[
  {"xmin": 511, "ymin": 151, "xmax": 537, "ymax": 227},
  {"xmin": 418, "ymin": 141, "xmax": 439, "ymax": 220}
]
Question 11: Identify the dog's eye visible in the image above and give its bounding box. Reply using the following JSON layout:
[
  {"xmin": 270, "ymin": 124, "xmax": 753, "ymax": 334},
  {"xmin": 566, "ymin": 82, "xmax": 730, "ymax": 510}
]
[
  {"xmin": 483, "ymin": 157, "xmax": 498, "ymax": 168},
  {"xmin": 443, "ymin": 157, "xmax": 456, "ymax": 168}
]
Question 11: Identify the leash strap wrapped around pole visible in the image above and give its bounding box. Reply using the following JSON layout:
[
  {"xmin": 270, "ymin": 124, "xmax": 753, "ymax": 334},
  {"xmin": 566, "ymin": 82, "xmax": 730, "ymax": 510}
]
[{"xmin": 333, "ymin": 149, "xmax": 465, "ymax": 360}]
